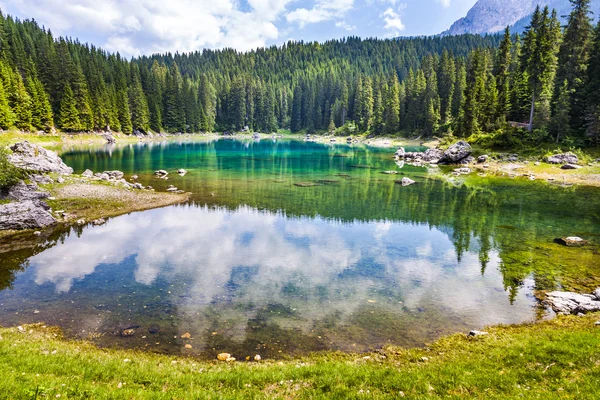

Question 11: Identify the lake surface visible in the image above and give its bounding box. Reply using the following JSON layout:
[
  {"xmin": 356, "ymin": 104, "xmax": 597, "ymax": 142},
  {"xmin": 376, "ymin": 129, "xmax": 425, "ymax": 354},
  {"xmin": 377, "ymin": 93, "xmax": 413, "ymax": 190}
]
[{"xmin": 1, "ymin": 138, "xmax": 599, "ymax": 359}]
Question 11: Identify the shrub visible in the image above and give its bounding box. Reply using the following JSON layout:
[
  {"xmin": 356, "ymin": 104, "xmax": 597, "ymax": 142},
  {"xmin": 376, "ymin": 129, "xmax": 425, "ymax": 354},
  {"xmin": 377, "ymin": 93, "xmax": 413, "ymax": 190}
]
[{"xmin": 0, "ymin": 147, "xmax": 23, "ymax": 189}]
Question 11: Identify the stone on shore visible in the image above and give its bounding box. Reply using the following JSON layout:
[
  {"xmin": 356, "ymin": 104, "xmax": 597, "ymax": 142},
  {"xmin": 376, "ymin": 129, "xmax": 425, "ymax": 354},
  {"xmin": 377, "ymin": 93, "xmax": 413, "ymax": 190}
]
[
  {"xmin": 561, "ymin": 164, "xmax": 581, "ymax": 170},
  {"xmin": 442, "ymin": 141, "xmax": 472, "ymax": 163},
  {"xmin": 154, "ymin": 170, "xmax": 168, "ymax": 177},
  {"xmin": 0, "ymin": 200, "xmax": 56, "ymax": 230},
  {"xmin": 545, "ymin": 152, "xmax": 579, "ymax": 165},
  {"xmin": 82, "ymin": 169, "xmax": 94, "ymax": 178},
  {"xmin": 544, "ymin": 288, "xmax": 600, "ymax": 315},
  {"xmin": 3, "ymin": 181, "xmax": 49, "ymax": 205},
  {"xmin": 468, "ymin": 330, "xmax": 489, "ymax": 337},
  {"xmin": 8, "ymin": 141, "xmax": 73, "ymax": 174}
]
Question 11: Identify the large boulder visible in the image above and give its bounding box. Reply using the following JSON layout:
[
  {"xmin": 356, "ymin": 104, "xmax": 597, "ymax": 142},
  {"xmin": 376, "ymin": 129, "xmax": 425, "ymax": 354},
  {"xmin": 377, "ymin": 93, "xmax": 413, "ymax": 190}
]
[
  {"xmin": 0, "ymin": 200, "xmax": 56, "ymax": 230},
  {"xmin": 8, "ymin": 141, "xmax": 73, "ymax": 174},
  {"xmin": 3, "ymin": 181, "xmax": 49, "ymax": 206},
  {"xmin": 544, "ymin": 289, "xmax": 600, "ymax": 315},
  {"xmin": 545, "ymin": 152, "xmax": 579, "ymax": 165},
  {"xmin": 441, "ymin": 141, "xmax": 472, "ymax": 163}
]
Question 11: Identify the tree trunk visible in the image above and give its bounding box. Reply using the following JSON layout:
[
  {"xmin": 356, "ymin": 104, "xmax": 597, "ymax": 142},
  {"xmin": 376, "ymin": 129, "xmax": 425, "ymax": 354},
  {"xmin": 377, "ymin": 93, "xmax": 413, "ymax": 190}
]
[{"xmin": 528, "ymin": 93, "xmax": 535, "ymax": 132}]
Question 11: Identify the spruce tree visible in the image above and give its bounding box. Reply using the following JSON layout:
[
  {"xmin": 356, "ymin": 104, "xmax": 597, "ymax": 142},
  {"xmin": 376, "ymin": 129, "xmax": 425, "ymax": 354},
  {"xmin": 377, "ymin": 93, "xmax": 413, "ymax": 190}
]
[
  {"xmin": 0, "ymin": 77, "xmax": 16, "ymax": 129},
  {"xmin": 10, "ymin": 72, "xmax": 32, "ymax": 131},
  {"xmin": 495, "ymin": 27, "xmax": 512, "ymax": 120},
  {"xmin": 585, "ymin": 20, "xmax": 600, "ymax": 143},
  {"xmin": 129, "ymin": 65, "xmax": 150, "ymax": 132},
  {"xmin": 552, "ymin": 0, "xmax": 593, "ymax": 135},
  {"xmin": 58, "ymin": 83, "xmax": 81, "ymax": 132}
]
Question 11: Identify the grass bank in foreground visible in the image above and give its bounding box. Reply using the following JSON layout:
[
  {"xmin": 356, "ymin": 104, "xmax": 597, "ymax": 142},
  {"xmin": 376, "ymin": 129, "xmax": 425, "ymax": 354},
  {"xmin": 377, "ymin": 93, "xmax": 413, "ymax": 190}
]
[{"xmin": 1, "ymin": 315, "xmax": 599, "ymax": 399}]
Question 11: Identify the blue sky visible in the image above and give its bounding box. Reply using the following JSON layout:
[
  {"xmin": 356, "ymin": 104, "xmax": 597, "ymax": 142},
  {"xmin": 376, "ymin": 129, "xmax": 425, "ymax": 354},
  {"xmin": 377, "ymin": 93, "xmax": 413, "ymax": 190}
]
[{"xmin": 0, "ymin": 0, "xmax": 478, "ymax": 57}]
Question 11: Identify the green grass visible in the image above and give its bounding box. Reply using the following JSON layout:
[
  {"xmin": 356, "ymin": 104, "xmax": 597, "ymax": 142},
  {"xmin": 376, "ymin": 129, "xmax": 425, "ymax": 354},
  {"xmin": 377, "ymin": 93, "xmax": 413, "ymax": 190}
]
[{"xmin": 1, "ymin": 315, "xmax": 599, "ymax": 399}]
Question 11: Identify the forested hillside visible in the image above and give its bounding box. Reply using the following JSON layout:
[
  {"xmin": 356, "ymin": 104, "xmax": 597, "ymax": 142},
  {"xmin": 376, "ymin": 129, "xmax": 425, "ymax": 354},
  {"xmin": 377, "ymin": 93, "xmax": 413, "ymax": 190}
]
[{"xmin": 0, "ymin": 0, "xmax": 598, "ymax": 146}]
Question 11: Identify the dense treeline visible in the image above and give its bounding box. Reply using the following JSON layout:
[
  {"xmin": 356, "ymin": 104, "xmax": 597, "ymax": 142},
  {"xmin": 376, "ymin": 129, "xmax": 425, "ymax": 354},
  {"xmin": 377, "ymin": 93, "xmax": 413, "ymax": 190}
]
[{"xmin": 0, "ymin": 0, "xmax": 598, "ymax": 145}]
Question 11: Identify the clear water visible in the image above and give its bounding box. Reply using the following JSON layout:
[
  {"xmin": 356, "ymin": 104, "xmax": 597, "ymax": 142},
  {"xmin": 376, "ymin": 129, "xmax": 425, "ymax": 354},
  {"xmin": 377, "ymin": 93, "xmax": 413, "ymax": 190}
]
[{"xmin": 1, "ymin": 138, "xmax": 599, "ymax": 359}]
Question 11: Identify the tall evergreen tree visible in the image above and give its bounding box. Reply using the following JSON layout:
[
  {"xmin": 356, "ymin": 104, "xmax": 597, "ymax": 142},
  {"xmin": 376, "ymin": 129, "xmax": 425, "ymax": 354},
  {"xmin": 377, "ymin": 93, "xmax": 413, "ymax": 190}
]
[
  {"xmin": 585, "ymin": 20, "xmax": 600, "ymax": 143},
  {"xmin": 551, "ymin": 0, "xmax": 593, "ymax": 136},
  {"xmin": 57, "ymin": 83, "xmax": 81, "ymax": 132}
]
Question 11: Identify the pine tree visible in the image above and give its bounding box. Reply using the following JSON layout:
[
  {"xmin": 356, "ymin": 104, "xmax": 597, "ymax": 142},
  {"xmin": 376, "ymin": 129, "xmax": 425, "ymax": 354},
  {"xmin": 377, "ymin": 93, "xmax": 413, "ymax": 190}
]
[
  {"xmin": 10, "ymin": 71, "xmax": 32, "ymax": 131},
  {"xmin": 57, "ymin": 83, "xmax": 81, "ymax": 132},
  {"xmin": 198, "ymin": 74, "xmax": 216, "ymax": 132},
  {"xmin": 551, "ymin": 79, "xmax": 573, "ymax": 140},
  {"xmin": 585, "ymin": 20, "xmax": 600, "ymax": 143},
  {"xmin": 438, "ymin": 50, "xmax": 456, "ymax": 124},
  {"xmin": 495, "ymin": 27, "xmax": 512, "ymax": 120},
  {"xmin": 552, "ymin": 0, "xmax": 593, "ymax": 135},
  {"xmin": 459, "ymin": 50, "xmax": 486, "ymax": 137},
  {"xmin": 0, "ymin": 76, "xmax": 15, "ymax": 129},
  {"xmin": 229, "ymin": 76, "xmax": 246, "ymax": 131},
  {"xmin": 383, "ymin": 74, "xmax": 400, "ymax": 134},
  {"xmin": 129, "ymin": 65, "xmax": 150, "ymax": 133}
]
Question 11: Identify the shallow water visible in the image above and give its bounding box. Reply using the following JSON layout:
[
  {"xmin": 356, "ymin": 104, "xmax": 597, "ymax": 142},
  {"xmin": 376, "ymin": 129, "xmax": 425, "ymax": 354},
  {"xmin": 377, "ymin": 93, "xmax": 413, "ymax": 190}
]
[{"xmin": 1, "ymin": 138, "xmax": 599, "ymax": 358}]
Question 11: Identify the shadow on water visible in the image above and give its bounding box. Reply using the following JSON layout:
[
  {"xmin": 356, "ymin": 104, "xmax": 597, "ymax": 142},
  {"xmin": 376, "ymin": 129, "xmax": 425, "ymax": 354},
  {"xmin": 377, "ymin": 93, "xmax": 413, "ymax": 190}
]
[{"xmin": 0, "ymin": 139, "xmax": 599, "ymax": 359}]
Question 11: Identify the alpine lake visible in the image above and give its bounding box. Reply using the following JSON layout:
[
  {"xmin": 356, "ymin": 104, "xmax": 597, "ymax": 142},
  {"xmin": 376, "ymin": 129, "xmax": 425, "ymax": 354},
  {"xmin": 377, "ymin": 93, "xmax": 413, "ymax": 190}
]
[{"xmin": 1, "ymin": 138, "xmax": 599, "ymax": 360}]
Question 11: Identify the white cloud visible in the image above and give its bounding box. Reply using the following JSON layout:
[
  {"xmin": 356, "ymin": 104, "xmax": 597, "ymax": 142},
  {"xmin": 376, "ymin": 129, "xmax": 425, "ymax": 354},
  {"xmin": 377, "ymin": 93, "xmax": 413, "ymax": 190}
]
[
  {"xmin": 286, "ymin": 0, "xmax": 354, "ymax": 28},
  {"xmin": 335, "ymin": 20, "xmax": 356, "ymax": 31},
  {"xmin": 439, "ymin": 0, "xmax": 451, "ymax": 7},
  {"xmin": 381, "ymin": 6, "xmax": 405, "ymax": 37},
  {"xmin": 0, "ymin": 0, "xmax": 294, "ymax": 56}
]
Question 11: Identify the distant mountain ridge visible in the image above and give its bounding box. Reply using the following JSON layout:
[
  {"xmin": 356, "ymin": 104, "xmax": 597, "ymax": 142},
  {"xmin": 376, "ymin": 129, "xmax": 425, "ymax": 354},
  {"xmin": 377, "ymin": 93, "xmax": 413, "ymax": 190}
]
[{"xmin": 443, "ymin": 0, "xmax": 599, "ymax": 36}]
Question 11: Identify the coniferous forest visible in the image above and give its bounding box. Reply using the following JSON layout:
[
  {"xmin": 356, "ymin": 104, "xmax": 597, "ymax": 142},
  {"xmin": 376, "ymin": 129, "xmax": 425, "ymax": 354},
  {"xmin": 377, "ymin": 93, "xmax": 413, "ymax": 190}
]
[{"xmin": 0, "ymin": 0, "xmax": 599, "ymax": 146}]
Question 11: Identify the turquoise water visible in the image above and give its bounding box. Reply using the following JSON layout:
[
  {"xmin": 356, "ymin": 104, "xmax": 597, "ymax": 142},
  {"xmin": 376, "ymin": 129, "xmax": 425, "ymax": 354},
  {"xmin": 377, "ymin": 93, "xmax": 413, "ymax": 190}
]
[{"xmin": 1, "ymin": 138, "xmax": 599, "ymax": 358}]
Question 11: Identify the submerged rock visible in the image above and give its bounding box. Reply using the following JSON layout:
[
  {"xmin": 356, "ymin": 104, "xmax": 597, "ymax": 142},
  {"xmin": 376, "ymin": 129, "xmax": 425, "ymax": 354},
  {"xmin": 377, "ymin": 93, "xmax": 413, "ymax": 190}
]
[
  {"xmin": 396, "ymin": 177, "xmax": 415, "ymax": 187},
  {"xmin": 554, "ymin": 237, "xmax": 589, "ymax": 247},
  {"xmin": 0, "ymin": 200, "xmax": 56, "ymax": 230},
  {"xmin": 154, "ymin": 170, "xmax": 168, "ymax": 177},
  {"xmin": 545, "ymin": 288, "xmax": 600, "ymax": 315},
  {"xmin": 8, "ymin": 141, "xmax": 73, "ymax": 174},
  {"xmin": 178, "ymin": 169, "xmax": 187, "ymax": 175},
  {"xmin": 546, "ymin": 152, "xmax": 579, "ymax": 165}
]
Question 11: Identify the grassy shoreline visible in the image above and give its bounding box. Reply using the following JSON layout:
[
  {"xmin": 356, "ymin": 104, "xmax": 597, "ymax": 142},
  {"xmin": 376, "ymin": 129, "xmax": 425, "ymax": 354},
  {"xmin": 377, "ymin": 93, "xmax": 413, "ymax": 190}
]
[{"xmin": 1, "ymin": 314, "xmax": 599, "ymax": 399}]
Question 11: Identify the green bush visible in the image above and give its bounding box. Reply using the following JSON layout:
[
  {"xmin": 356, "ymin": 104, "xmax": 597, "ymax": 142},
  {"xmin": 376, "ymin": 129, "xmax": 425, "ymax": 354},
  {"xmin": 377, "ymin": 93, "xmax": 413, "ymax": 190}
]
[{"xmin": 0, "ymin": 147, "xmax": 23, "ymax": 189}]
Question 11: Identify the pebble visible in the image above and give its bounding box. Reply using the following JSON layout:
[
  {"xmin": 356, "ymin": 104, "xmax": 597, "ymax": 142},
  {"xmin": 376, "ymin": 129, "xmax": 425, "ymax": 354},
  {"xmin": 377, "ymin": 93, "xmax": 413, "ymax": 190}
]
[
  {"xmin": 468, "ymin": 330, "xmax": 489, "ymax": 337},
  {"xmin": 185, "ymin": 344, "xmax": 193, "ymax": 349},
  {"xmin": 254, "ymin": 354, "xmax": 262, "ymax": 361},
  {"xmin": 595, "ymin": 321, "xmax": 600, "ymax": 326}
]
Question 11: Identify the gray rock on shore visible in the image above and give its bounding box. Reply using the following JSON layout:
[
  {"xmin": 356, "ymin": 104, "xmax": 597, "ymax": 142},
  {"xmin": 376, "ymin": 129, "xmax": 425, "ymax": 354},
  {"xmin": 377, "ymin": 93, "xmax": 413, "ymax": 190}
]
[
  {"xmin": 442, "ymin": 140, "xmax": 472, "ymax": 163},
  {"xmin": 544, "ymin": 288, "xmax": 600, "ymax": 315},
  {"xmin": 399, "ymin": 141, "xmax": 471, "ymax": 165},
  {"xmin": 0, "ymin": 200, "xmax": 56, "ymax": 230},
  {"xmin": 8, "ymin": 141, "xmax": 73, "ymax": 174},
  {"xmin": 545, "ymin": 152, "xmax": 579, "ymax": 165}
]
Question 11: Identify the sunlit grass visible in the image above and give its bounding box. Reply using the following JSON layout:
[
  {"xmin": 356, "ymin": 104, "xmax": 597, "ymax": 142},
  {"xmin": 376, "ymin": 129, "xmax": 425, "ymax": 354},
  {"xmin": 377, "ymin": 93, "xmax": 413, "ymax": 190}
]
[{"xmin": 1, "ymin": 314, "xmax": 599, "ymax": 399}]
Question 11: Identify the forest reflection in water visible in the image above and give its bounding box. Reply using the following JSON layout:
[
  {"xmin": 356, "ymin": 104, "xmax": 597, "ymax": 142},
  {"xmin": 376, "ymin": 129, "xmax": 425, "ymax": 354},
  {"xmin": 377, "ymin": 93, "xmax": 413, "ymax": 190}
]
[{"xmin": 0, "ymin": 139, "xmax": 598, "ymax": 357}]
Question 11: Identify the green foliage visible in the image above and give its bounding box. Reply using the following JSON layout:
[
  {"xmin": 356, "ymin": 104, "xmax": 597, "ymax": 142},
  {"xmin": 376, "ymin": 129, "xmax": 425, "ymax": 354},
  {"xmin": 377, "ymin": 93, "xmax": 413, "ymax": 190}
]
[{"xmin": 0, "ymin": 147, "xmax": 22, "ymax": 189}]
